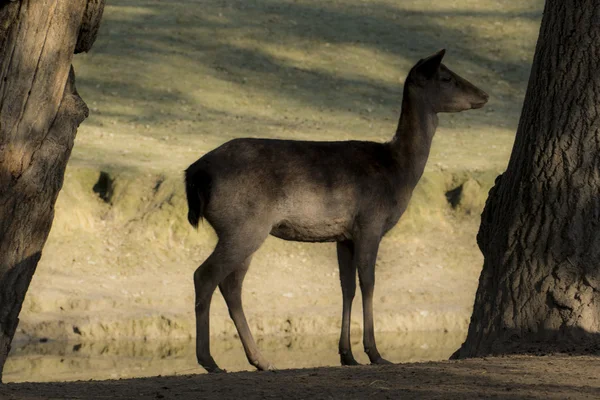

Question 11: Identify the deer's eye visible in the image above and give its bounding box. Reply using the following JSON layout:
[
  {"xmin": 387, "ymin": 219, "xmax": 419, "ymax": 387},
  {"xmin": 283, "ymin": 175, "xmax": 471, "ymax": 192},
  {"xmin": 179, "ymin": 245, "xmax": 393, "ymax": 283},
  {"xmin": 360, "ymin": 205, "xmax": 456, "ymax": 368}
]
[{"xmin": 441, "ymin": 76, "xmax": 452, "ymax": 82}]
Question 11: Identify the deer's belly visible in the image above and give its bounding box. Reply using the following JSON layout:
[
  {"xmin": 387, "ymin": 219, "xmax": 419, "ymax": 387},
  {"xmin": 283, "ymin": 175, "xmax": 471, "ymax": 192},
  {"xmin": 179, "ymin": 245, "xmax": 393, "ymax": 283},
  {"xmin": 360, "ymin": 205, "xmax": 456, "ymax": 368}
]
[{"xmin": 270, "ymin": 218, "xmax": 350, "ymax": 242}]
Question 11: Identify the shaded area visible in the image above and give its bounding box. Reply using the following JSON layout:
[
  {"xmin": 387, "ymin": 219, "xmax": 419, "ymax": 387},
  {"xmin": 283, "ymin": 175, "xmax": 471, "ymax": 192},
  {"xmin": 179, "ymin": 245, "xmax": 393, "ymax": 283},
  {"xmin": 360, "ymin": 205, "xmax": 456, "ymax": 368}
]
[
  {"xmin": 2, "ymin": 355, "xmax": 600, "ymax": 399},
  {"xmin": 92, "ymin": 171, "xmax": 114, "ymax": 203},
  {"xmin": 72, "ymin": 0, "xmax": 544, "ymax": 152}
]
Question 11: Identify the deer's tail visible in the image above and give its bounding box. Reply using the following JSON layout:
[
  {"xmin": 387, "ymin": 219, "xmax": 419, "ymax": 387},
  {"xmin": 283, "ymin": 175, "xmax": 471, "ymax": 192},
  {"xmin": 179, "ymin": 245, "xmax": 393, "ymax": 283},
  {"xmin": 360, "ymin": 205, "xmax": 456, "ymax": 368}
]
[{"xmin": 184, "ymin": 164, "xmax": 212, "ymax": 229}]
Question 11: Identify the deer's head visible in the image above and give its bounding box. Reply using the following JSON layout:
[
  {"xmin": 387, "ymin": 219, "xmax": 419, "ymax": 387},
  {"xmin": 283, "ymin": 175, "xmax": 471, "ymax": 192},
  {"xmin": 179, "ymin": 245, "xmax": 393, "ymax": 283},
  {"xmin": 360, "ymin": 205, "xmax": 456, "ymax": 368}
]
[{"xmin": 406, "ymin": 49, "xmax": 489, "ymax": 113}]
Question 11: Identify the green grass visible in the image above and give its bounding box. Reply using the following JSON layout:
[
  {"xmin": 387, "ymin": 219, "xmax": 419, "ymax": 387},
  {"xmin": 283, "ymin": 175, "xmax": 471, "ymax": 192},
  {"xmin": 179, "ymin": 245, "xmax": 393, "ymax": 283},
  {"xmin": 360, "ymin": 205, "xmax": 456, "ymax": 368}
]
[{"xmin": 71, "ymin": 0, "xmax": 543, "ymax": 176}]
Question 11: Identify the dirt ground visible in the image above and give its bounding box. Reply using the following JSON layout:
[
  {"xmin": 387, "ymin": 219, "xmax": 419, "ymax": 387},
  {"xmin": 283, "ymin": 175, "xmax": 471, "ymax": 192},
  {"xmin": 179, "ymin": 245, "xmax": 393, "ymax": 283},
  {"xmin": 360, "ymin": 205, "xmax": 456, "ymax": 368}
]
[
  {"xmin": 2, "ymin": 356, "xmax": 600, "ymax": 399},
  {"xmin": 4, "ymin": 0, "xmax": 560, "ymax": 391}
]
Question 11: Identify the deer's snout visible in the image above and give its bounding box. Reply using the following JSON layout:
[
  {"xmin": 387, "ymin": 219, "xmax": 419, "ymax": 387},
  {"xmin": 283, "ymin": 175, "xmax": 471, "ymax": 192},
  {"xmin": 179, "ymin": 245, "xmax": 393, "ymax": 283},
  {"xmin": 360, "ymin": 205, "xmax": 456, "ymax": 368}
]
[{"xmin": 471, "ymin": 90, "xmax": 489, "ymax": 109}]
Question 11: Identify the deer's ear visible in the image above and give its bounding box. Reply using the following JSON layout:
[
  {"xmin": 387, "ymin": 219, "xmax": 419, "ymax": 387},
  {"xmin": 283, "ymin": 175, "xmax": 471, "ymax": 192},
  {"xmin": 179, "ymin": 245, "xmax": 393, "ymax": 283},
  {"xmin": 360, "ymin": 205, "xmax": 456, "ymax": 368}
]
[{"xmin": 416, "ymin": 49, "xmax": 445, "ymax": 78}]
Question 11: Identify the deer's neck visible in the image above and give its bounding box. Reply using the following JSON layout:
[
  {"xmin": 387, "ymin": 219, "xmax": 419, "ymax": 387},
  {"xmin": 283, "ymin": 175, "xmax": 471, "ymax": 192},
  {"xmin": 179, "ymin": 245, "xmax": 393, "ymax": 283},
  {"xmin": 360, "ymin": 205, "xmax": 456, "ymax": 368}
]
[{"xmin": 389, "ymin": 90, "xmax": 438, "ymax": 187}]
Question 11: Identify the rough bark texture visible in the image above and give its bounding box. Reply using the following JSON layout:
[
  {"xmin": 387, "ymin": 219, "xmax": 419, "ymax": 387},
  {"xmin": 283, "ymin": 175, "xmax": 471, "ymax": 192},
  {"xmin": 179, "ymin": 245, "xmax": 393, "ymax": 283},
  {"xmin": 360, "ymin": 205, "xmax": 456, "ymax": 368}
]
[
  {"xmin": 75, "ymin": 0, "xmax": 105, "ymax": 54},
  {"xmin": 0, "ymin": 0, "xmax": 104, "ymax": 381},
  {"xmin": 454, "ymin": 0, "xmax": 600, "ymax": 358}
]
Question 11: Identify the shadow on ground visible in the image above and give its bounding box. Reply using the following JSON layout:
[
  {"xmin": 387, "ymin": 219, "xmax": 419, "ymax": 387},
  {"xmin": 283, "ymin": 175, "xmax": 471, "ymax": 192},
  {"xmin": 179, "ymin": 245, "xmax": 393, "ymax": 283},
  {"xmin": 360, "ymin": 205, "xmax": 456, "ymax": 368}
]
[
  {"xmin": 74, "ymin": 0, "xmax": 543, "ymax": 141},
  {"xmin": 2, "ymin": 355, "xmax": 600, "ymax": 399}
]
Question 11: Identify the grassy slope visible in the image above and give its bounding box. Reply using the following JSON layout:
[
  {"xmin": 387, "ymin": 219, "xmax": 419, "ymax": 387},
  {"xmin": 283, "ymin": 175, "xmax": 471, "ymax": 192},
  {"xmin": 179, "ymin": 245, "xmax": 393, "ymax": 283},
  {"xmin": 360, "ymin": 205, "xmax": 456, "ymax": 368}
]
[
  {"xmin": 6, "ymin": 0, "xmax": 544, "ymax": 381},
  {"xmin": 71, "ymin": 0, "xmax": 539, "ymax": 174}
]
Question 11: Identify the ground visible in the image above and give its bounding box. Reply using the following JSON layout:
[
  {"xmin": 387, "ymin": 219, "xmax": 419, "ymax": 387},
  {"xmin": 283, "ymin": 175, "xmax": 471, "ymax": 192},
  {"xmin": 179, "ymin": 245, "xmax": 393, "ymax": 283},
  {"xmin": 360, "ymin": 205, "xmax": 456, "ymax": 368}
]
[
  {"xmin": 3, "ymin": 356, "xmax": 600, "ymax": 399},
  {"xmin": 2, "ymin": 0, "xmax": 575, "ymax": 392}
]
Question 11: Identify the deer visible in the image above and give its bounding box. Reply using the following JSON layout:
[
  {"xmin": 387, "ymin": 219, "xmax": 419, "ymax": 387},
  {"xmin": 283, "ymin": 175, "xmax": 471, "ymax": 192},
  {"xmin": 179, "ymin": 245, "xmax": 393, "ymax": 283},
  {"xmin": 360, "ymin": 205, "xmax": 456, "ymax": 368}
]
[{"xmin": 184, "ymin": 49, "xmax": 488, "ymax": 373}]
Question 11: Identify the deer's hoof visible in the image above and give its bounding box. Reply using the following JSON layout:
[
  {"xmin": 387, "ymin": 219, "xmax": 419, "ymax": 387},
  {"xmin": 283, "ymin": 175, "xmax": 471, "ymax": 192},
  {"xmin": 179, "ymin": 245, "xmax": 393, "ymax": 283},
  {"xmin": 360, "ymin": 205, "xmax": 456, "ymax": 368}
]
[
  {"xmin": 199, "ymin": 358, "xmax": 226, "ymax": 374},
  {"xmin": 340, "ymin": 354, "xmax": 361, "ymax": 366},
  {"xmin": 253, "ymin": 359, "xmax": 276, "ymax": 372},
  {"xmin": 371, "ymin": 357, "xmax": 393, "ymax": 366},
  {"xmin": 206, "ymin": 366, "xmax": 227, "ymax": 373}
]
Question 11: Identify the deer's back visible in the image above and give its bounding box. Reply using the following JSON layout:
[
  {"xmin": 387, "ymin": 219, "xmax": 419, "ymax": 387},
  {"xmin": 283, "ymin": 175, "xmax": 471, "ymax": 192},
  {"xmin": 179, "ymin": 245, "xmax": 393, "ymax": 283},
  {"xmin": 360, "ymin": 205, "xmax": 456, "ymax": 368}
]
[{"xmin": 192, "ymin": 138, "xmax": 404, "ymax": 241}]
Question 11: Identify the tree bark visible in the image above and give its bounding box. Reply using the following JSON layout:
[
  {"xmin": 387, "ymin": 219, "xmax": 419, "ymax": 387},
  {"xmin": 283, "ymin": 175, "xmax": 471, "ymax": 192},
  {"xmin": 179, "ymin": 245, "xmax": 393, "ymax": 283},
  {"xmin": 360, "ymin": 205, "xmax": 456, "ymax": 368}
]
[
  {"xmin": 454, "ymin": 0, "xmax": 600, "ymax": 358},
  {"xmin": 0, "ymin": 0, "xmax": 104, "ymax": 381}
]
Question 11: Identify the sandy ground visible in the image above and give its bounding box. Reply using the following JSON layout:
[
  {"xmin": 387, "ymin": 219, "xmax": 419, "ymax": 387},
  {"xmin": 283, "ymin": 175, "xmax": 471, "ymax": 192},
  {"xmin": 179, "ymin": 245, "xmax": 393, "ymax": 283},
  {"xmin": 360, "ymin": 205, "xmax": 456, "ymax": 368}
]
[
  {"xmin": 5, "ymin": 331, "xmax": 466, "ymax": 383},
  {"xmin": 4, "ymin": 0, "xmax": 554, "ymax": 388},
  {"xmin": 3, "ymin": 356, "xmax": 600, "ymax": 399}
]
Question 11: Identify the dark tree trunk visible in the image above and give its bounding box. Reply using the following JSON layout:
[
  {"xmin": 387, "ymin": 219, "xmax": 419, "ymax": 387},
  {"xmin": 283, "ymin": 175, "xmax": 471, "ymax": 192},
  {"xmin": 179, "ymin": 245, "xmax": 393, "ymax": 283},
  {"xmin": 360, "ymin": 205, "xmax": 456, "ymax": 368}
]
[
  {"xmin": 0, "ymin": 0, "xmax": 104, "ymax": 381},
  {"xmin": 453, "ymin": 0, "xmax": 600, "ymax": 358}
]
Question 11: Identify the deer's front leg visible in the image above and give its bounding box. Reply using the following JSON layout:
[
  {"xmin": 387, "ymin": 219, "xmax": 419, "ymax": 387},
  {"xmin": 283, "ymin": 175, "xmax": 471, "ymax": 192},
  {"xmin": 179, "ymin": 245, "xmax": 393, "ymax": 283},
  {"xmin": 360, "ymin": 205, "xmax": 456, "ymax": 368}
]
[
  {"xmin": 336, "ymin": 240, "xmax": 360, "ymax": 366},
  {"xmin": 355, "ymin": 234, "xmax": 392, "ymax": 365}
]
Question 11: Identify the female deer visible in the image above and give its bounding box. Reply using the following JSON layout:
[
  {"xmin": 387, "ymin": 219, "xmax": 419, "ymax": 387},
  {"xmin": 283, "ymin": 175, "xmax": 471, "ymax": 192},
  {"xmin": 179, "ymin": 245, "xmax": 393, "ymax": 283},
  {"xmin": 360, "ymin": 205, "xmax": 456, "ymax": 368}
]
[{"xmin": 185, "ymin": 50, "xmax": 488, "ymax": 373}]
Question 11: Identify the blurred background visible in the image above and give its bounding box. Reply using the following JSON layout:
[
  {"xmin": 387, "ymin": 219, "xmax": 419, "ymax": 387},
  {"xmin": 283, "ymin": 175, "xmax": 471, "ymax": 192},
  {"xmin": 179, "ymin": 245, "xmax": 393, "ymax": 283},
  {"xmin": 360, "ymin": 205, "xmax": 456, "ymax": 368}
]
[{"xmin": 5, "ymin": 0, "xmax": 543, "ymax": 382}]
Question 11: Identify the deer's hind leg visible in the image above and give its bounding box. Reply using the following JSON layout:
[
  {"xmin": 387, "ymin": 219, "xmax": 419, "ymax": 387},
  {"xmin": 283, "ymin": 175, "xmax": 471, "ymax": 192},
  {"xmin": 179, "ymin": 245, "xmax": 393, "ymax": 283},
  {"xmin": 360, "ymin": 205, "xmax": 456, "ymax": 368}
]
[
  {"xmin": 219, "ymin": 255, "xmax": 274, "ymax": 371},
  {"xmin": 194, "ymin": 225, "xmax": 270, "ymax": 373},
  {"xmin": 337, "ymin": 240, "xmax": 360, "ymax": 366}
]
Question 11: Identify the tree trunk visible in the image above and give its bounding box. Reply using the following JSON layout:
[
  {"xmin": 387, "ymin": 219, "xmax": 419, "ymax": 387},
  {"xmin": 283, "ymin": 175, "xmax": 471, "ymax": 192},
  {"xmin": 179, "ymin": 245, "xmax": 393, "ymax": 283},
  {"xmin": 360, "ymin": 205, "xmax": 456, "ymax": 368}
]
[
  {"xmin": 453, "ymin": 0, "xmax": 600, "ymax": 358},
  {"xmin": 0, "ymin": 0, "xmax": 104, "ymax": 381}
]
